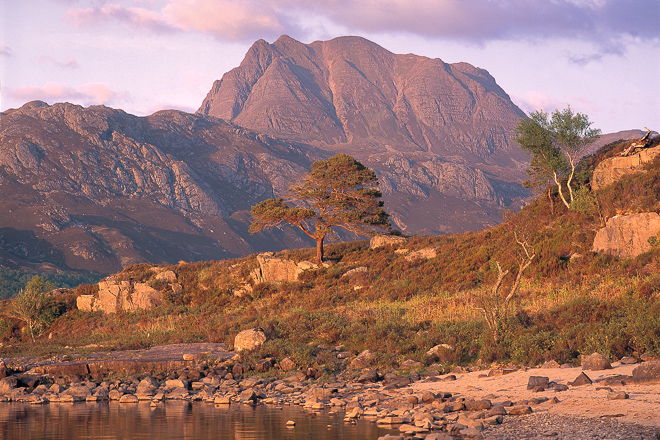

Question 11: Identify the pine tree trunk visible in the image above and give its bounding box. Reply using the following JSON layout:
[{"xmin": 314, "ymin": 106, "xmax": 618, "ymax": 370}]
[{"xmin": 316, "ymin": 237, "xmax": 324, "ymax": 265}]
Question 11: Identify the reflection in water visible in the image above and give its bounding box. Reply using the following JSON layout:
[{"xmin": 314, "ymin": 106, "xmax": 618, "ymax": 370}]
[{"xmin": 0, "ymin": 401, "xmax": 391, "ymax": 439}]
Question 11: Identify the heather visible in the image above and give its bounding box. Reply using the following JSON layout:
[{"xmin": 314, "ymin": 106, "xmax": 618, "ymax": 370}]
[{"xmin": 1, "ymin": 140, "xmax": 659, "ymax": 373}]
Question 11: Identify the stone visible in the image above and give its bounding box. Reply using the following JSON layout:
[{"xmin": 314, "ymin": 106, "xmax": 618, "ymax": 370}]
[
  {"xmin": 582, "ymin": 353, "xmax": 612, "ymax": 371},
  {"xmin": 464, "ymin": 399, "xmax": 491, "ymax": 411},
  {"xmin": 0, "ymin": 376, "xmax": 17, "ymax": 394},
  {"xmin": 400, "ymin": 359, "xmax": 422, "ymax": 368},
  {"xmin": 569, "ymin": 372, "xmax": 593, "ymax": 386},
  {"xmin": 405, "ymin": 247, "xmax": 437, "ymax": 261},
  {"xmin": 508, "ymin": 406, "xmax": 532, "ymax": 415},
  {"xmin": 357, "ymin": 370, "xmax": 379, "ymax": 383},
  {"xmin": 350, "ymin": 350, "xmax": 376, "ymax": 369},
  {"xmin": 607, "ymin": 391, "xmax": 629, "ymax": 400},
  {"xmin": 592, "ymin": 212, "xmax": 660, "ymax": 258},
  {"xmin": 542, "ymin": 360, "xmax": 561, "ymax": 369},
  {"xmin": 119, "ymin": 394, "xmax": 139, "ymax": 403},
  {"xmin": 255, "ymin": 358, "xmax": 275, "ymax": 372},
  {"xmin": 76, "ymin": 295, "xmax": 95, "ymax": 312},
  {"xmin": 234, "ymin": 328, "xmax": 267, "ymax": 352},
  {"xmin": 591, "ymin": 144, "xmax": 660, "ymax": 190},
  {"xmin": 154, "ymin": 270, "xmax": 177, "ymax": 283},
  {"xmin": 527, "ymin": 376, "xmax": 550, "ymax": 390},
  {"xmin": 278, "ymin": 357, "xmax": 297, "ymax": 371},
  {"xmin": 64, "ymin": 386, "xmax": 92, "ymax": 399},
  {"xmin": 377, "ymin": 436, "xmax": 404, "ymax": 440},
  {"xmin": 165, "ymin": 379, "xmax": 188, "ymax": 389},
  {"xmin": 460, "ymin": 427, "xmax": 484, "ymax": 440},
  {"xmin": 342, "ymin": 267, "xmax": 368, "ymax": 278},
  {"xmin": 619, "ymin": 356, "xmax": 638, "ymax": 365},
  {"xmin": 632, "ymin": 361, "xmax": 660, "ymax": 384},
  {"xmin": 486, "ymin": 405, "xmax": 507, "ymax": 417},
  {"xmin": 382, "ymin": 373, "xmax": 411, "ymax": 388},
  {"xmin": 424, "ymin": 434, "xmax": 453, "ymax": 440},
  {"xmin": 250, "ymin": 253, "xmax": 303, "ymax": 284},
  {"xmin": 232, "ymin": 363, "xmax": 252, "ymax": 375},
  {"xmin": 238, "ymin": 389, "xmax": 257, "ymax": 403},
  {"xmin": 370, "ymin": 235, "xmax": 406, "ymax": 249}
]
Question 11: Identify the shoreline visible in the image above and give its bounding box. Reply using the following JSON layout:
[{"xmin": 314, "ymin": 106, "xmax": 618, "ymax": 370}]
[{"xmin": 1, "ymin": 343, "xmax": 659, "ymax": 439}]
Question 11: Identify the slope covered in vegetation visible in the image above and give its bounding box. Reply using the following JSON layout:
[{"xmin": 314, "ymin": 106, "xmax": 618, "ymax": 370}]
[{"xmin": 1, "ymin": 137, "xmax": 659, "ymax": 372}]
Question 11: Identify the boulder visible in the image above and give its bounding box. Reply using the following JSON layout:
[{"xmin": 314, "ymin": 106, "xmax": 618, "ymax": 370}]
[
  {"xmin": 591, "ymin": 144, "xmax": 660, "ymax": 190},
  {"xmin": 342, "ymin": 267, "xmax": 368, "ymax": 278},
  {"xmin": 582, "ymin": 353, "xmax": 612, "ymax": 371},
  {"xmin": 278, "ymin": 357, "xmax": 297, "ymax": 371},
  {"xmin": 64, "ymin": 386, "xmax": 92, "ymax": 399},
  {"xmin": 631, "ymin": 361, "xmax": 660, "ymax": 384},
  {"xmin": 250, "ymin": 253, "xmax": 309, "ymax": 283},
  {"xmin": 405, "ymin": 247, "xmax": 437, "ymax": 261},
  {"xmin": 370, "ymin": 235, "xmax": 406, "ymax": 249},
  {"xmin": 592, "ymin": 212, "xmax": 660, "ymax": 258},
  {"xmin": 508, "ymin": 406, "xmax": 533, "ymax": 415},
  {"xmin": 542, "ymin": 360, "xmax": 561, "ymax": 369},
  {"xmin": 569, "ymin": 372, "xmax": 593, "ymax": 386},
  {"xmin": 0, "ymin": 361, "xmax": 7, "ymax": 379},
  {"xmin": 357, "ymin": 370, "xmax": 380, "ymax": 383},
  {"xmin": 527, "ymin": 376, "xmax": 550, "ymax": 390},
  {"xmin": 154, "ymin": 270, "xmax": 177, "ymax": 283},
  {"xmin": 234, "ymin": 328, "xmax": 267, "ymax": 352},
  {"xmin": 0, "ymin": 376, "xmax": 17, "ymax": 394},
  {"xmin": 350, "ymin": 350, "xmax": 376, "ymax": 369},
  {"xmin": 76, "ymin": 295, "xmax": 95, "ymax": 312},
  {"xmin": 90, "ymin": 276, "xmax": 164, "ymax": 313}
]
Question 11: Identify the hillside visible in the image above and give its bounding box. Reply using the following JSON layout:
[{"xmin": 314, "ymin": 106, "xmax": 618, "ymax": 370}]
[{"xmin": 1, "ymin": 136, "xmax": 658, "ymax": 369}]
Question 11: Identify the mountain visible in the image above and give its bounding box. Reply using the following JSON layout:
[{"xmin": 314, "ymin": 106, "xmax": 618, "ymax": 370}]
[
  {"xmin": 198, "ymin": 35, "xmax": 530, "ymax": 232},
  {"xmin": 0, "ymin": 101, "xmax": 323, "ymax": 274},
  {"xmin": 1, "ymin": 35, "xmax": 533, "ymax": 276}
]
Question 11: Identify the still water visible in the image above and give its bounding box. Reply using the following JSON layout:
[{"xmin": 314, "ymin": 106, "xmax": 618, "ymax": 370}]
[{"xmin": 0, "ymin": 401, "xmax": 392, "ymax": 440}]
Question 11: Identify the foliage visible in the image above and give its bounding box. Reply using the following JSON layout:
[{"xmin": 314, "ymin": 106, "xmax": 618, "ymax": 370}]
[
  {"xmin": 516, "ymin": 107, "xmax": 601, "ymax": 210},
  {"xmin": 250, "ymin": 154, "xmax": 390, "ymax": 263},
  {"xmin": 7, "ymin": 276, "xmax": 56, "ymax": 342}
]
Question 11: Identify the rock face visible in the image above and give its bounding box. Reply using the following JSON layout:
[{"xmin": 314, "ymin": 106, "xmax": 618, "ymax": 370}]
[
  {"xmin": 592, "ymin": 145, "xmax": 660, "ymax": 191},
  {"xmin": 250, "ymin": 253, "xmax": 318, "ymax": 284},
  {"xmin": 592, "ymin": 212, "xmax": 660, "ymax": 258},
  {"xmin": 234, "ymin": 328, "xmax": 267, "ymax": 352},
  {"xmin": 198, "ymin": 35, "xmax": 531, "ymax": 234},
  {"xmin": 77, "ymin": 276, "xmax": 163, "ymax": 313}
]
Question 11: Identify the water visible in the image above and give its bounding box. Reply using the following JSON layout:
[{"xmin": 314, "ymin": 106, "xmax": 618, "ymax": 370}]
[{"xmin": 0, "ymin": 402, "xmax": 392, "ymax": 440}]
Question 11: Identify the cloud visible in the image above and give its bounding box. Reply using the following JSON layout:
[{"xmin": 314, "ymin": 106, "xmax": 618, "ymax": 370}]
[
  {"xmin": 8, "ymin": 82, "xmax": 130, "ymax": 107},
  {"xmin": 38, "ymin": 55, "xmax": 80, "ymax": 69},
  {"xmin": 65, "ymin": 3, "xmax": 178, "ymax": 33},
  {"xmin": 0, "ymin": 46, "xmax": 11, "ymax": 57},
  {"xmin": 61, "ymin": 0, "xmax": 660, "ymax": 49}
]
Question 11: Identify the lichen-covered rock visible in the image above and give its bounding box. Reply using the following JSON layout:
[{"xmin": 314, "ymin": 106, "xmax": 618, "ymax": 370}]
[
  {"xmin": 592, "ymin": 145, "xmax": 660, "ymax": 190},
  {"xmin": 234, "ymin": 328, "xmax": 267, "ymax": 352},
  {"xmin": 370, "ymin": 235, "xmax": 406, "ymax": 249},
  {"xmin": 592, "ymin": 212, "xmax": 660, "ymax": 258}
]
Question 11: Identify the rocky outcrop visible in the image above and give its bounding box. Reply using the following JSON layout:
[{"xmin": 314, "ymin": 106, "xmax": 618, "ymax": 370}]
[
  {"xmin": 370, "ymin": 235, "xmax": 406, "ymax": 249},
  {"xmin": 592, "ymin": 212, "xmax": 660, "ymax": 258},
  {"xmin": 591, "ymin": 145, "xmax": 660, "ymax": 190},
  {"xmin": 250, "ymin": 253, "xmax": 318, "ymax": 284},
  {"xmin": 76, "ymin": 276, "xmax": 164, "ymax": 313}
]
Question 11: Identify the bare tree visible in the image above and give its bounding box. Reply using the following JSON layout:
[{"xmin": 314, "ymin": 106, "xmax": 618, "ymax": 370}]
[{"xmin": 475, "ymin": 233, "xmax": 536, "ymax": 343}]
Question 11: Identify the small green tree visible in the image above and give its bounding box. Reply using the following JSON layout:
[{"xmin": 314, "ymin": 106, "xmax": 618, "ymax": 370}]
[
  {"xmin": 516, "ymin": 107, "xmax": 601, "ymax": 210},
  {"xmin": 9, "ymin": 276, "xmax": 55, "ymax": 342},
  {"xmin": 250, "ymin": 154, "xmax": 391, "ymax": 264}
]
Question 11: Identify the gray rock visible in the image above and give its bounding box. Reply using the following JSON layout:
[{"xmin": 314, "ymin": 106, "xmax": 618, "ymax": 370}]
[
  {"xmin": 632, "ymin": 361, "xmax": 660, "ymax": 384},
  {"xmin": 581, "ymin": 353, "xmax": 612, "ymax": 371},
  {"xmin": 527, "ymin": 376, "xmax": 549, "ymax": 390}
]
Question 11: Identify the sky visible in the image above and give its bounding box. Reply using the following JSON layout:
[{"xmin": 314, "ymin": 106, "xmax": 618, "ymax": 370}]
[{"xmin": 1, "ymin": 0, "xmax": 658, "ymax": 134}]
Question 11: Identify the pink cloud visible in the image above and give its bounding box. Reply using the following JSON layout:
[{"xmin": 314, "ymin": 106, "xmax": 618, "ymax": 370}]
[
  {"xmin": 65, "ymin": 3, "xmax": 178, "ymax": 33},
  {"xmin": 8, "ymin": 82, "xmax": 130, "ymax": 107},
  {"xmin": 0, "ymin": 46, "xmax": 11, "ymax": 57},
  {"xmin": 163, "ymin": 0, "xmax": 286, "ymax": 40}
]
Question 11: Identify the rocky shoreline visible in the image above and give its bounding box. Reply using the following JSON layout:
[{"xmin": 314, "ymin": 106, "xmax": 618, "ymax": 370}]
[{"xmin": 1, "ymin": 343, "xmax": 659, "ymax": 440}]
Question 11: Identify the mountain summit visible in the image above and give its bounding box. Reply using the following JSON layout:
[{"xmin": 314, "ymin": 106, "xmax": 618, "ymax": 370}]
[
  {"xmin": 198, "ymin": 35, "xmax": 530, "ymax": 232},
  {"xmin": 199, "ymin": 35, "xmax": 527, "ymax": 166}
]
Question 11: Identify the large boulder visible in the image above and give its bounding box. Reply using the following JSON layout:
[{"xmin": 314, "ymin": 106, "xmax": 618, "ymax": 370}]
[
  {"xmin": 592, "ymin": 212, "xmax": 660, "ymax": 258},
  {"xmin": 234, "ymin": 328, "xmax": 267, "ymax": 352},
  {"xmin": 581, "ymin": 352, "xmax": 612, "ymax": 371},
  {"xmin": 632, "ymin": 361, "xmax": 660, "ymax": 384},
  {"xmin": 79, "ymin": 277, "xmax": 164, "ymax": 313},
  {"xmin": 250, "ymin": 253, "xmax": 317, "ymax": 284},
  {"xmin": 370, "ymin": 235, "xmax": 406, "ymax": 249},
  {"xmin": 592, "ymin": 145, "xmax": 660, "ymax": 190}
]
